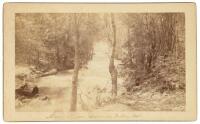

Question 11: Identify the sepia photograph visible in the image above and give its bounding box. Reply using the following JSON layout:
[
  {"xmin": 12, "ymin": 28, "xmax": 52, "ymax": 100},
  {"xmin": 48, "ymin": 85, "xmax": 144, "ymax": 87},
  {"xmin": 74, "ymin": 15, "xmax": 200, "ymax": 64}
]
[
  {"xmin": 15, "ymin": 12, "xmax": 185, "ymax": 112},
  {"xmin": 3, "ymin": 3, "xmax": 196, "ymax": 121}
]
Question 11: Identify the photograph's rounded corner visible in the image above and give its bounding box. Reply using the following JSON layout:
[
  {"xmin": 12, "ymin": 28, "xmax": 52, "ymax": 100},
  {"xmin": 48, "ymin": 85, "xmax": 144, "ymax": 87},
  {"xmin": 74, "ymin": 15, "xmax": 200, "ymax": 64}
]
[
  {"xmin": 187, "ymin": 116, "xmax": 197, "ymax": 122},
  {"xmin": 3, "ymin": 112, "xmax": 13, "ymax": 122},
  {"xmin": 190, "ymin": 2, "xmax": 197, "ymax": 8},
  {"xmin": 3, "ymin": 2, "xmax": 13, "ymax": 11}
]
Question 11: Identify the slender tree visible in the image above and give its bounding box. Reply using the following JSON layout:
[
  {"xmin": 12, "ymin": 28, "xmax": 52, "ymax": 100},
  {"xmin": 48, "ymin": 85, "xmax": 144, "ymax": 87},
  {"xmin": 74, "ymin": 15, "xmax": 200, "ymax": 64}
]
[
  {"xmin": 109, "ymin": 14, "xmax": 118, "ymax": 97},
  {"xmin": 70, "ymin": 14, "xmax": 81, "ymax": 111}
]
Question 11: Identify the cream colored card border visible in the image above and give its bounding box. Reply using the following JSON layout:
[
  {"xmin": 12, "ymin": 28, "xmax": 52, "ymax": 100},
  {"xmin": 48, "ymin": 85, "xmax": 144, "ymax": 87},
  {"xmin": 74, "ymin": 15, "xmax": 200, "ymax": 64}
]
[{"xmin": 3, "ymin": 3, "xmax": 197, "ymax": 121}]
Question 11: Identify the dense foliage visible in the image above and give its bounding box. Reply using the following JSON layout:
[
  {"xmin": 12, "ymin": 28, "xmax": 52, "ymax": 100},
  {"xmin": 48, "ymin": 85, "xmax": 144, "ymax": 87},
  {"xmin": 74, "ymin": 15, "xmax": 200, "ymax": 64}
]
[
  {"xmin": 16, "ymin": 13, "xmax": 99, "ymax": 71},
  {"xmin": 121, "ymin": 13, "xmax": 185, "ymax": 92}
]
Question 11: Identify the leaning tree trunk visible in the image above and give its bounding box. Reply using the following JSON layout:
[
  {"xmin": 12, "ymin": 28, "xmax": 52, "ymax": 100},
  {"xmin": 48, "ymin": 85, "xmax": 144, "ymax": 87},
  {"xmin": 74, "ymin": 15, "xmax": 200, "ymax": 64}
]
[
  {"xmin": 109, "ymin": 14, "xmax": 118, "ymax": 97},
  {"xmin": 70, "ymin": 16, "xmax": 80, "ymax": 111}
]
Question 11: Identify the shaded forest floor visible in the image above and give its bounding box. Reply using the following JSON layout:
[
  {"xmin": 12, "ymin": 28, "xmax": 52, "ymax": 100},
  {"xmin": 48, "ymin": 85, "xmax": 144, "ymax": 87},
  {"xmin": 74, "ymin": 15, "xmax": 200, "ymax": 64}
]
[{"xmin": 15, "ymin": 42, "xmax": 185, "ymax": 112}]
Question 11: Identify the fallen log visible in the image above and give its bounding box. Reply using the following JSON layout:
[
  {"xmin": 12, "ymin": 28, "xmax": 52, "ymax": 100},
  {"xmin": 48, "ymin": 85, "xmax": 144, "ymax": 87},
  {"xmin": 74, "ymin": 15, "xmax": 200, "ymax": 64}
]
[{"xmin": 40, "ymin": 68, "xmax": 57, "ymax": 77}]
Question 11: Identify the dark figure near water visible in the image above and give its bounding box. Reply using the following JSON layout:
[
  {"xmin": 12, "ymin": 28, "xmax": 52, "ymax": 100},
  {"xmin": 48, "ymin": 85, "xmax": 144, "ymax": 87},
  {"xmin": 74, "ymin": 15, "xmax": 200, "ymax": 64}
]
[{"xmin": 16, "ymin": 83, "xmax": 39, "ymax": 98}]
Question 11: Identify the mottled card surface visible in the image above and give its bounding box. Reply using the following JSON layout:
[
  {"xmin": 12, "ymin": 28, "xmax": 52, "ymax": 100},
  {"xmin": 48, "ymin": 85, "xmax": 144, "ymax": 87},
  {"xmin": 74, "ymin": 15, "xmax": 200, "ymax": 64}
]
[{"xmin": 3, "ymin": 3, "xmax": 196, "ymax": 121}]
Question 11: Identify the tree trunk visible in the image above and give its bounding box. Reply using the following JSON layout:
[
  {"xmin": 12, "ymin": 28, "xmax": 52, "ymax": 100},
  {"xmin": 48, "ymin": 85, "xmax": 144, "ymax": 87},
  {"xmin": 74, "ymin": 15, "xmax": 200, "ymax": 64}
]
[
  {"xmin": 127, "ymin": 27, "xmax": 133, "ymax": 66},
  {"xmin": 70, "ymin": 14, "xmax": 80, "ymax": 112},
  {"xmin": 70, "ymin": 37, "xmax": 79, "ymax": 112},
  {"xmin": 109, "ymin": 14, "xmax": 118, "ymax": 97}
]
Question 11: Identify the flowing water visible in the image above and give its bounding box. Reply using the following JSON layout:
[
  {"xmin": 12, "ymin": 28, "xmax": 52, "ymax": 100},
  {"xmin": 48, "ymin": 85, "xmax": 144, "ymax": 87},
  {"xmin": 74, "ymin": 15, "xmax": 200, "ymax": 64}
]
[{"xmin": 16, "ymin": 41, "xmax": 117, "ymax": 112}]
